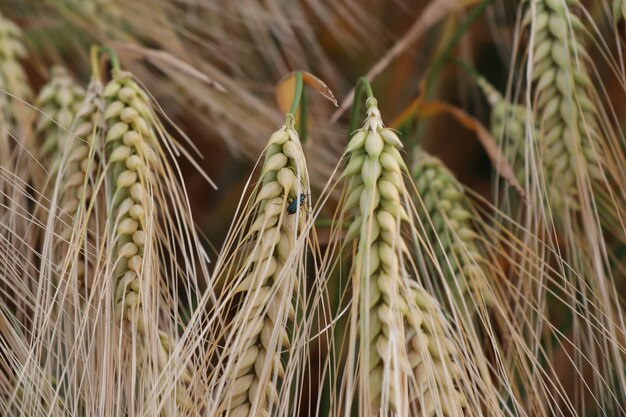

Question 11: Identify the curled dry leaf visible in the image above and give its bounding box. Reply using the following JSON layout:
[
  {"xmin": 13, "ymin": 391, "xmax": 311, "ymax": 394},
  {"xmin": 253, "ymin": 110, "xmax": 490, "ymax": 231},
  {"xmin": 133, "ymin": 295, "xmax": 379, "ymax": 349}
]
[{"xmin": 275, "ymin": 70, "xmax": 338, "ymax": 114}]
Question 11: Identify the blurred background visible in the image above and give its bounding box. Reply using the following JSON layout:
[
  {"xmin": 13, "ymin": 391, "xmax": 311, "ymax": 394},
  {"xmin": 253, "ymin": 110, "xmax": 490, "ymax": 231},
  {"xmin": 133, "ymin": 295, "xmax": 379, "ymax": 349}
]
[{"xmin": 0, "ymin": 0, "xmax": 526, "ymax": 250}]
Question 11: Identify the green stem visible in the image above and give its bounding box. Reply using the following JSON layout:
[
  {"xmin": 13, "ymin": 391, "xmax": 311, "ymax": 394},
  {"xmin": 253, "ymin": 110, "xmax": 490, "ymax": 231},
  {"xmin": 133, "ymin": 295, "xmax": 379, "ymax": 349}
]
[
  {"xmin": 452, "ymin": 57, "xmax": 481, "ymax": 82},
  {"xmin": 89, "ymin": 45, "xmax": 101, "ymax": 81},
  {"xmin": 299, "ymin": 84, "xmax": 308, "ymax": 143},
  {"xmin": 348, "ymin": 77, "xmax": 375, "ymax": 134},
  {"xmin": 288, "ymin": 71, "xmax": 304, "ymax": 117},
  {"xmin": 412, "ymin": 0, "xmax": 492, "ymax": 147},
  {"xmin": 423, "ymin": 0, "xmax": 492, "ymax": 100},
  {"xmin": 100, "ymin": 46, "xmax": 121, "ymax": 74}
]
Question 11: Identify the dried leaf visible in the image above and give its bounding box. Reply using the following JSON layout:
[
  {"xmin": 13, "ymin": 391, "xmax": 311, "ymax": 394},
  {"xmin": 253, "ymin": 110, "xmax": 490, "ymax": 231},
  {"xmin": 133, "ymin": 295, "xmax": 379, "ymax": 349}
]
[{"xmin": 276, "ymin": 71, "xmax": 338, "ymax": 114}]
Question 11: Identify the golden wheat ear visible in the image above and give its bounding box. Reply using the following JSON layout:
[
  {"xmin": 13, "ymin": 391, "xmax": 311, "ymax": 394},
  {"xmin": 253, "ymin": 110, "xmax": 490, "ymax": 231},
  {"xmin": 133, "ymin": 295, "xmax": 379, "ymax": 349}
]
[
  {"xmin": 95, "ymin": 63, "xmax": 212, "ymax": 416},
  {"xmin": 318, "ymin": 87, "xmax": 509, "ymax": 417},
  {"xmin": 196, "ymin": 113, "xmax": 313, "ymax": 417},
  {"xmin": 0, "ymin": 12, "xmax": 32, "ymax": 143}
]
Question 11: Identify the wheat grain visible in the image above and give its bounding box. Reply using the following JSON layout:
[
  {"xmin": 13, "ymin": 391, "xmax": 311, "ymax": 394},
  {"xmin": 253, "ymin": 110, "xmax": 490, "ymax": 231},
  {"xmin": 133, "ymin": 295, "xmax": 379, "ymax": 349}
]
[
  {"xmin": 341, "ymin": 96, "xmax": 468, "ymax": 416},
  {"xmin": 215, "ymin": 114, "xmax": 308, "ymax": 417}
]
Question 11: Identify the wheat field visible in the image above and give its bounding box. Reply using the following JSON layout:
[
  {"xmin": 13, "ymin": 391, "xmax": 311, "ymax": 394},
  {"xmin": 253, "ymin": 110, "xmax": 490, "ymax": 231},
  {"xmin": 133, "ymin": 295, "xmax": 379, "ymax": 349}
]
[{"xmin": 0, "ymin": 1, "xmax": 625, "ymax": 416}]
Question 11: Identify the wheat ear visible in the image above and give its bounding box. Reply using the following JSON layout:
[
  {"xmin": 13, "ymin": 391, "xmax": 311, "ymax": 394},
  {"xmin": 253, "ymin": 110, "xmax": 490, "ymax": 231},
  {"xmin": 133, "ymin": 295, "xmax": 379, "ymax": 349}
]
[
  {"xmin": 35, "ymin": 66, "xmax": 85, "ymax": 173},
  {"xmin": 104, "ymin": 68, "xmax": 195, "ymax": 414},
  {"xmin": 104, "ymin": 70, "xmax": 157, "ymax": 330},
  {"xmin": 413, "ymin": 148, "xmax": 500, "ymax": 319},
  {"xmin": 340, "ymin": 96, "xmax": 469, "ymax": 416},
  {"xmin": 522, "ymin": 0, "xmax": 603, "ymax": 212},
  {"xmin": 213, "ymin": 114, "xmax": 309, "ymax": 417},
  {"xmin": 52, "ymin": 77, "xmax": 105, "ymax": 295},
  {"xmin": 0, "ymin": 12, "xmax": 32, "ymax": 165}
]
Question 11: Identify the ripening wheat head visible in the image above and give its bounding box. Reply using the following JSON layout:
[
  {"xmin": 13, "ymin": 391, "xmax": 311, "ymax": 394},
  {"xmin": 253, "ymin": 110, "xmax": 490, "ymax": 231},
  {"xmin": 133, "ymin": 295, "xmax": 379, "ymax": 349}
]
[
  {"xmin": 0, "ymin": 12, "xmax": 31, "ymax": 127},
  {"xmin": 520, "ymin": 0, "xmax": 626, "ymax": 249},
  {"xmin": 34, "ymin": 66, "xmax": 85, "ymax": 179},
  {"xmin": 0, "ymin": 14, "xmax": 37, "ymax": 352},
  {"xmin": 0, "ymin": 12, "xmax": 32, "ymax": 205},
  {"xmin": 486, "ymin": 0, "xmax": 626, "ymax": 410},
  {"xmin": 98, "ymin": 67, "xmax": 209, "ymax": 416},
  {"xmin": 327, "ymin": 96, "xmax": 489, "ymax": 417},
  {"xmin": 522, "ymin": 0, "xmax": 605, "ymax": 213},
  {"xmin": 412, "ymin": 148, "xmax": 508, "ymax": 327},
  {"xmin": 202, "ymin": 114, "xmax": 312, "ymax": 417}
]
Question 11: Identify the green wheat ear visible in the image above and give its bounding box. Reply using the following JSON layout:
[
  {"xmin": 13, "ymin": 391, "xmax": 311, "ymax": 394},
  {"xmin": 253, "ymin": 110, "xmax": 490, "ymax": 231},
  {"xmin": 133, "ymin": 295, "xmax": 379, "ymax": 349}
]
[
  {"xmin": 413, "ymin": 149, "xmax": 499, "ymax": 315},
  {"xmin": 338, "ymin": 94, "xmax": 470, "ymax": 416},
  {"xmin": 522, "ymin": 0, "xmax": 603, "ymax": 213}
]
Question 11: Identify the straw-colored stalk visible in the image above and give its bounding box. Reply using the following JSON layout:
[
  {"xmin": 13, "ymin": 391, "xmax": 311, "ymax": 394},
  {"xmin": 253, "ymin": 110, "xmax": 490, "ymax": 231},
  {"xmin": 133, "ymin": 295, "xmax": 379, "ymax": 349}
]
[
  {"xmin": 213, "ymin": 114, "xmax": 309, "ymax": 417},
  {"xmin": 341, "ymin": 97, "xmax": 468, "ymax": 416}
]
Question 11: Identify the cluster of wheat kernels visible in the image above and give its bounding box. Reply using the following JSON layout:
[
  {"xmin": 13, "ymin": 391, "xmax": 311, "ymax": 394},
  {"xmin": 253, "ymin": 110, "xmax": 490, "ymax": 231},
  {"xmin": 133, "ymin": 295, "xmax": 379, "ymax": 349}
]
[
  {"xmin": 406, "ymin": 283, "xmax": 468, "ymax": 417},
  {"xmin": 524, "ymin": 0, "xmax": 602, "ymax": 211},
  {"xmin": 218, "ymin": 115, "xmax": 306, "ymax": 417},
  {"xmin": 103, "ymin": 68, "xmax": 197, "ymax": 413},
  {"xmin": 413, "ymin": 149, "xmax": 495, "ymax": 314},
  {"xmin": 342, "ymin": 97, "xmax": 467, "ymax": 415},
  {"xmin": 104, "ymin": 70, "xmax": 157, "ymax": 330},
  {"xmin": 476, "ymin": 76, "xmax": 528, "ymax": 184},
  {"xmin": 35, "ymin": 66, "xmax": 85, "ymax": 167}
]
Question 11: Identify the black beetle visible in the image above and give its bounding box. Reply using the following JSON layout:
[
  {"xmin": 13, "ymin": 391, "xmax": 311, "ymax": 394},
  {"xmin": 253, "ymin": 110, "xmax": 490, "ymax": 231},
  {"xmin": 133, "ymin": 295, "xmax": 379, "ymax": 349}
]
[{"xmin": 287, "ymin": 193, "xmax": 307, "ymax": 215}]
